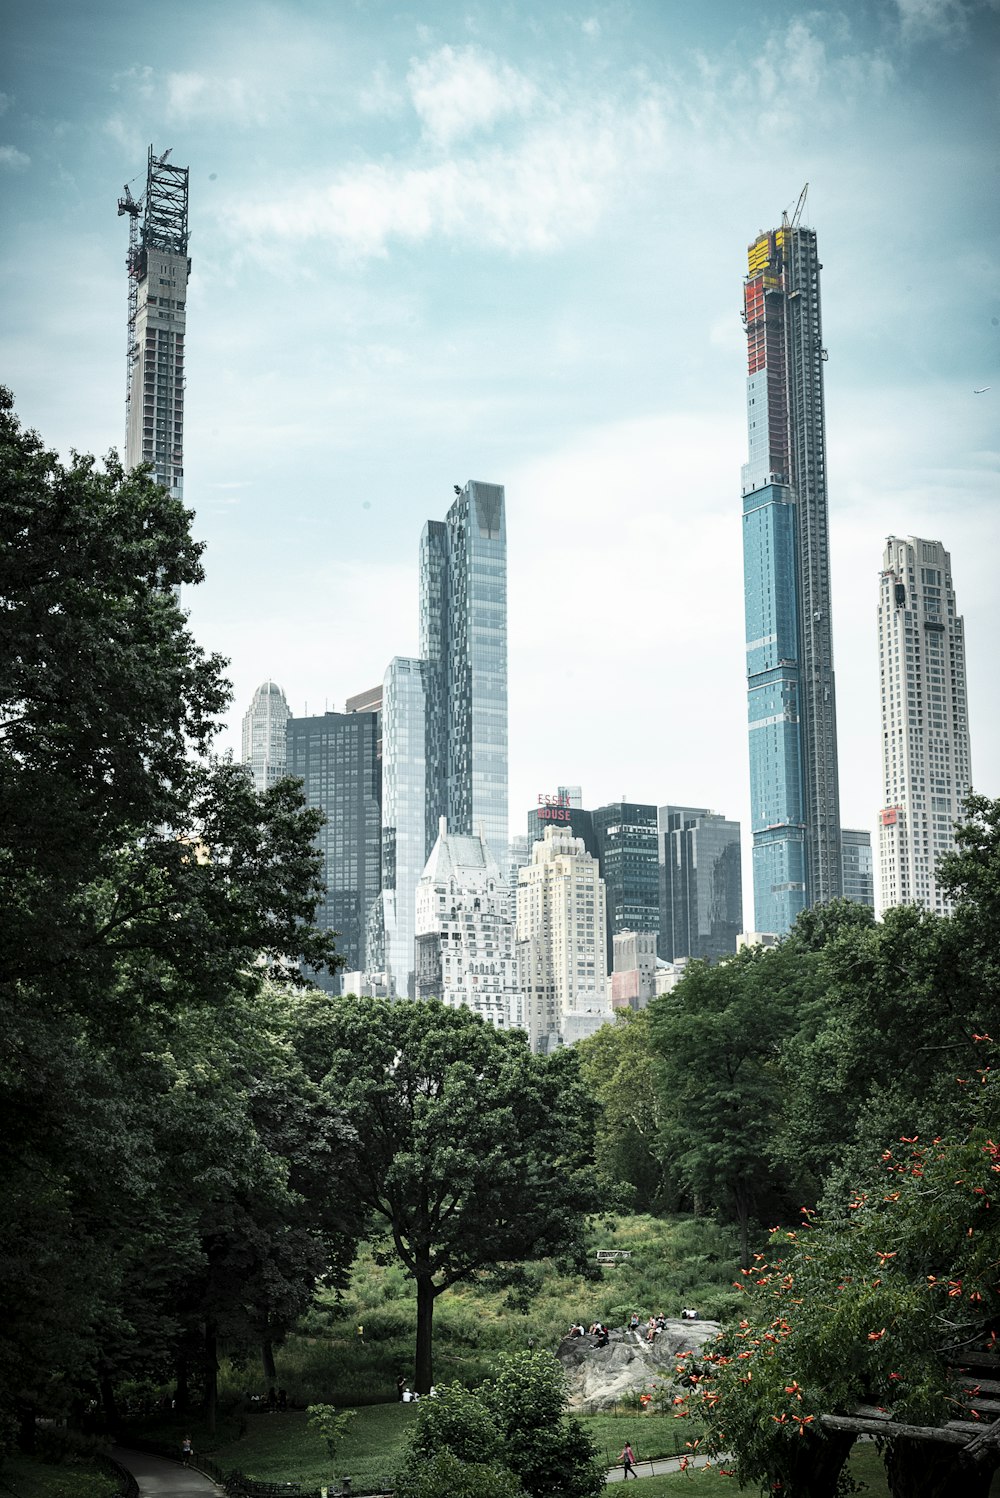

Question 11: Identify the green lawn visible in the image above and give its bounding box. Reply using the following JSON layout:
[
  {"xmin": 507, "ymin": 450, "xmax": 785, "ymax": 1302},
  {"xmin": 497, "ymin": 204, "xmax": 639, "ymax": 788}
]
[
  {"xmin": 0, "ymin": 1456, "xmax": 118, "ymax": 1498},
  {"xmin": 194, "ymin": 1405, "xmax": 698, "ymax": 1489}
]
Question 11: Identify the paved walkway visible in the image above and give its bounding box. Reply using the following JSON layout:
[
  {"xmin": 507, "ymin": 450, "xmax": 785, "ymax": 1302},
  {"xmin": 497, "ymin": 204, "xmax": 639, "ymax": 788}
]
[
  {"xmin": 113, "ymin": 1448, "xmax": 225, "ymax": 1498},
  {"xmin": 605, "ymin": 1451, "xmax": 715, "ymax": 1483}
]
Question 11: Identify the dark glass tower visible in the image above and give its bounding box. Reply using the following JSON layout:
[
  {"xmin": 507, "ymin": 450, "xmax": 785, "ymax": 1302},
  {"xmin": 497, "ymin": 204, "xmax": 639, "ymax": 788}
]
[
  {"xmin": 420, "ymin": 482, "xmax": 508, "ymax": 863},
  {"xmin": 286, "ymin": 709, "xmax": 381, "ymax": 991},
  {"xmin": 658, "ymin": 806, "xmax": 742, "ymax": 962},
  {"xmin": 591, "ymin": 801, "xmax": 659, "ymax": 973},
  {"xmin": 742, "ymin": 206, "xmax": 842, "ymax": 933}
]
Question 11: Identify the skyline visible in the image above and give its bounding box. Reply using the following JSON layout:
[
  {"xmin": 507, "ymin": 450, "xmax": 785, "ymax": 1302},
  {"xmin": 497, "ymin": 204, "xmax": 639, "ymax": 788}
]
[{"xmin": 3, "ymin": 0, "xmax": 998, "ymax": 911}]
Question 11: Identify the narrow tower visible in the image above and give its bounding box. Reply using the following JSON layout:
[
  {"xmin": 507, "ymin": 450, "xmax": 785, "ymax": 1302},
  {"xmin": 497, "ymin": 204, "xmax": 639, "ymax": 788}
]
[
  {"xmin": 878, "ymin": 537, "xmax": 971, "ymax": 914},
  {"xmin": 118, "ymin": 146, "xmax": 190, "ymax": 501},
  {"xmin": 741, "ymin": 190, "xmax": 842, "ymax": 933}
]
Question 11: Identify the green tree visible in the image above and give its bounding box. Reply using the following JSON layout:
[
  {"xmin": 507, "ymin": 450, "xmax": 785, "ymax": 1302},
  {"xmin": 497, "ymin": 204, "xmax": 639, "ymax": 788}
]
[
  {"xmin": 574, "ymin": 1009, "xmax": 668, "ymax": 1211},
  {"xmin": 397, "ymin": 1352, "xmax": 603, "ymax": 1498},
  {"xmin": 648, "ymin": 946, "xmax": 813, "ymax": 1266},
  {"xmin": 311, "ymin": 998, "xmax": 599, "ymax": 1392},
  {"xmin": 0, "ymin": 392, "xmax": 343, "ymax": 1441},
  {"xmin": 686, "ymin": 1065, "xmax": 1000, "ymax": 1498}
]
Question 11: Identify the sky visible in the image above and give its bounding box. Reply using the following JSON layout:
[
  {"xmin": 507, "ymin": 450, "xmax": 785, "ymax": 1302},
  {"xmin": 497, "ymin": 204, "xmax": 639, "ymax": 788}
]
[{"xmin": 3, "ymin": 0, "xmax": 998, "ymax": 914}]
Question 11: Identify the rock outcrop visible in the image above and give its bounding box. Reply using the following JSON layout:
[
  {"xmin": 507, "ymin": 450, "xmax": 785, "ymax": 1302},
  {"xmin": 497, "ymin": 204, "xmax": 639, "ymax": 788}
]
[{"xmin": 557, "ymin": 1322, "xmax": 720, "ymax": 1413}]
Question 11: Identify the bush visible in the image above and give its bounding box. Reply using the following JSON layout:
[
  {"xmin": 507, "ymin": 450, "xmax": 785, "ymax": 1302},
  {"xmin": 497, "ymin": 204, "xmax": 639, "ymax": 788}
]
[{"xmin": 394, "ymin": 1450, "xmax": 527, "ymax": 1498}]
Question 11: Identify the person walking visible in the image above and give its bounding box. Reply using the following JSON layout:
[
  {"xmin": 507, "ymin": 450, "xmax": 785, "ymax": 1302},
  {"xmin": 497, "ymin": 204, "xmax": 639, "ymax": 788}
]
[
  {"xmin": 621, "ymin": 1441, "xmax": 637, "ymax": 1479},
  {"xmin": 181, "ymin": 1436, "xmax": 193, "ymax": 1467}
]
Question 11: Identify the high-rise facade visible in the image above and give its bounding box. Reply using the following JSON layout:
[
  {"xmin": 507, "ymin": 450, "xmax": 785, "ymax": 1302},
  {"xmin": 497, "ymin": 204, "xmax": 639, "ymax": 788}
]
[
  {"xmin": 591, "ymin": 802, "xmax": 659, "ymax": 971},
  {"xmin": 242, "ymin": 680, "xmax": 291, "ymax": 794},
  {"xmin": 286, "ymin": 709, "xmax": 381, "ymax": 990},
  {"xmin": 877, "ymin": 537, "xmax": 971, "ymax": 915},
  {"xmin": 841, "ymin": 827, "xmax": 875, "ymax": 909},
  {"xmin": 741, "ymin": 208, "xmax": 842, "ymax": 935},
  {"xmin": 371, "ymin": 657, "xmax": 426, "ymax": 998},
  {"xmin": 658, "ymin": 806, "xmax": 742, "ymax": 963},
  {"xmin": 415, "ymin": 817, "xmax": 523, "ymax": 1032},
  {"xmin": 420, "ymin": 482, "xmax": 508, "ymax": 864},
  {"xmin": 121, "ymin": 146, "xmax": 190, "ymax": 503},
  {"xmin": 516, "ymin": 827, "xmax": 609, "ymax": 1053}
]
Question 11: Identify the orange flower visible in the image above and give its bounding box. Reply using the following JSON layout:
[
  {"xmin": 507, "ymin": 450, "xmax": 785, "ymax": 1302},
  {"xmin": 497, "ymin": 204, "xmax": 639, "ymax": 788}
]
[{"xmin": 868, "ymin": 1329, "xmax": 886, "ymax": 1342}]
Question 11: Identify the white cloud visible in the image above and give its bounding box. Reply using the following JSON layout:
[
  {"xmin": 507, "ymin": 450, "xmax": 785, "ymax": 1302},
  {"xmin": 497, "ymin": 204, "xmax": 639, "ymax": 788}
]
[
  {"xmin": 165, "ymin": 71, "xmax": 269, "ymax": 125},
  {"xmin": 407, "ymin": 44, "xmax": 537, "ymax": 146},
  {"xmin": 895, "ymin": 0, "xmax": 970, "ymax": 42},
  {"xmin": 234, "ymin": 95, "xmax": 665, "ymax": 259},
  {"xmin": 0, "ymin": 145, "xmax": 29, "ymax": 170},
  {"xmin": 582, "ymin": 18, "xmax": 601, "ymax": 38}
]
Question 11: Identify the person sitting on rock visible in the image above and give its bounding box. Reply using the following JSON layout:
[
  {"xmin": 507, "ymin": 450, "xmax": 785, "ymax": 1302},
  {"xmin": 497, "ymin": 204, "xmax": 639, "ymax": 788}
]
[
  {"xmin": 629, "ymin": 1313, "xmax": 640, "ymax": 1333},
  {"xmin": 595, "ymin": 1325, "xmax": 610, "ymax": 1349},
  {"xmin": 645, "ymin": 1318, "xmax": 657, "ymax": 1343}
]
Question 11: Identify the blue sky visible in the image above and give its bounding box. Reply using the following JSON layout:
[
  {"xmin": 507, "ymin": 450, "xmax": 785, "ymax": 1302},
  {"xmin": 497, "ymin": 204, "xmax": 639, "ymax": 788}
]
[{"xmin": 3, "ymin": 0, "xmax": 998, "ymax": 908}]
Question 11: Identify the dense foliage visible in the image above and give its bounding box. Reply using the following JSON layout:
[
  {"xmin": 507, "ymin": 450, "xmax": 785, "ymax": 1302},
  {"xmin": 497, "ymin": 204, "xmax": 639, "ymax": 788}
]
[{"xmin": 395, "ymin": 1351, "xmax": 604, "ymax": 1498}]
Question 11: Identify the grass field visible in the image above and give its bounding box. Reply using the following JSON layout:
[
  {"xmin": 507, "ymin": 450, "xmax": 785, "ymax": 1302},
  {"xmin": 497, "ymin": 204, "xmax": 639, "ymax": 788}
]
[
  {"xmin": 234, "ymin": 1214, "xmax": 743, "ymax": 1408},
  {"xmin": 0, "ymin": 1456, "xmax": 119, "ymax": 1498}
]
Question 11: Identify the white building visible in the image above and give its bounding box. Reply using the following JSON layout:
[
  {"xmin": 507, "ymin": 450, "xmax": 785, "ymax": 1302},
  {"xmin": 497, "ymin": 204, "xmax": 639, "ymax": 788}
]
[
  {"xmin": 878, "ymin": 536, "xmax": 972, "ymax": 915},
  {"xmin": 415, "ymin": 818, "xmax": 524, "ymax": 1032},
  {"xmin": 611, "ymin": 930, "xmax": 658, "ymax": 1010},
  {"xmin": 242, "ymin": 680, "xmax": 291, "ymax": 794},
  {"xmin": 516, "ymin": 826, "xmax": 610, "ymax": 1054}
]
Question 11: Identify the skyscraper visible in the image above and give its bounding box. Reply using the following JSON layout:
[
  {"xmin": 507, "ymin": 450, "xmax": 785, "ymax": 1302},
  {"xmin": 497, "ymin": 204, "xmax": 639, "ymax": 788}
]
[
  {"xmin": 415, "ymin": 817, "xmax": 523, "ymax": 1031},
  {"xmin": 120, "ymin": 146, "xmax": 190, "ymax": 502},
  {"xmin": 658, "ymin": 805, "xmax": 742, "ymax": 962},
  {"xmin": 591, "ymin": 801, "xmax": 659, "ymax": 971},
  {"xmin": 285, "ymin": 709, "xmax": 381, "ymax": 989},
  {"xmin": 372, "ymin": 657, "xmax": 426, "ymax": 998},
  {"xmin": 242, "ymin": 680, "xmax": 291, "ymax": 794},
  {"xmin": 420, "ymin": 481, "xmax": 508, "ymax": 863},
  {"xmin": 878, "ymin": 537, "xmax": 971, "ymax": 915},
  {"xmin": 741, "ymin": 199, "xmax": 842, "ymax": 933},
  {"xmin": 841, "ymin": 827, "xmax": 875, "ymax": 909},
  {"xmin": 516, "ymin": 826, "xmax": 609, "ymax": 1053}
]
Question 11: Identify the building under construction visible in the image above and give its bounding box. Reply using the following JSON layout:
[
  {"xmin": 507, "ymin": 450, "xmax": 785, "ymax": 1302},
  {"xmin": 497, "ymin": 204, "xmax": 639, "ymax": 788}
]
[
  {"xmin": 118, "ymin": 146, "xmax": 190, "ymax": 502},
  {"xmin": 740, "ymin": 188, "xmax": 843, "ymax": 935}
]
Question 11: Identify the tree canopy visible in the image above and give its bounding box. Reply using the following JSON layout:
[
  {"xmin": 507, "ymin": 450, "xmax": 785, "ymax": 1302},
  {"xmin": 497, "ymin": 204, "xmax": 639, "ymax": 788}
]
[{"xmin": 307, "ymin": 997, "xmax": 600, "ymax": 1391}]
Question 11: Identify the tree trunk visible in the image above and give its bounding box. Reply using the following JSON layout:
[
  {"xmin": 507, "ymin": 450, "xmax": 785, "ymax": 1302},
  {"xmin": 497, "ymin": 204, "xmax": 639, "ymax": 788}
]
[
  {"xmin": 885, "ymin": 1436, "xmax": 997, "ymax": 1498},
  {"xmin": 261, "ymin": 1339, "xmax": 276, "ymax": 1383},
  {"xmin": 414, "ymin": 1272, "xmax": 436, "ymax": 1395},
  {"xmin": 98, "ymin": 1368, "xmax": 119, "ymax": 1431},
  {"xmin": 780, "ymin": 1430, "xmax": 855, "ymax": 1498},
  {"xmin": 16, "ymin": 1403, "xmax": 35, "ymax": 1454},
  {"xmin": 204, "ymin": 1319, "xmax": 218, "ymax": 1436},
  {"xmin": 175, "ymin": 1353, "xmax": 189, "ymax": 1413}
]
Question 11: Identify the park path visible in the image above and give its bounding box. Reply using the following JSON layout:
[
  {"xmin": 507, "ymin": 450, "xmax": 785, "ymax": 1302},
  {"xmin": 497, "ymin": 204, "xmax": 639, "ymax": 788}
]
[
  {"xmin": 605, "ymin": 1451, "xmax": 715, "ymax": 1483},
  {"xmin": 113, "ymin": 1448, "xmax": 225, "ymax": 1498}
]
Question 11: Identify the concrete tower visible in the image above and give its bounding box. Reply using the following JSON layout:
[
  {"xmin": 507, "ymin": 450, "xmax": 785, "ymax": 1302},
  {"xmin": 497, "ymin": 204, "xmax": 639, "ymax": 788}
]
[
  {"xmin": 119, "ymin": 146, "xmax": 190, "ymax": 502},
  {"xmin": 242, "ymin": 680, "xmax": 291, "ymax": 794},
  {"xmin": 878, "ymin": 537, "xmax": 971, "ymax": 914},
  {"xmin": 741, "ymin": 194, "xmax": 842, "ymax": 933}
]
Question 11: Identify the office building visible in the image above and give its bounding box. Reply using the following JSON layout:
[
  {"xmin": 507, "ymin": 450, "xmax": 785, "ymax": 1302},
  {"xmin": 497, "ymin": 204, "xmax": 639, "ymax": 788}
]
[
  {"xmin": 242, "ymin": 680, "xmax": 291, "ymax": 794},
  {"xmin": 611, "ymin": 930, "xmax": 658, "ymax": 1010},
  {"xmin": 369, "ymin": 658, "xmax": 426, "ymax": 998},
  {"xmin": 420, "ymin": 481, "xmax": 508, "ymax": 863},
  {"xmin": 516, "ymin": 826, "xmax": 609, "ymax": 1053},
  {"xmin": 591, "ymin": 802, "xmax": 659, "ymax": 971},
  {"xmin": 658, "ymin": 806, "xmax": 743, "ymax": 963},
  {"xmin": 878, "ymin": 537, "xmax": 972, "ymax": 914},
  {"xmin": 841, "ymin": 827, "xmax": 875, "ymax": 909},
  {"xmin": 286, "ymin": 709, "xmax": 381, "ymax": 990},
  {"xmin": 527, "ymin": 790, "xmax": 598, "ymax": 861},
  {"xmin": 415, "ymin": 818, "xmax": 523, "ymax": 1031},
  {"xmin": 120, "ymin": 146, "xmax": 190, "ymax": 503},
  {"xmin": 741, "ymin": 200, "xmax": 842, "ymax": 935}
]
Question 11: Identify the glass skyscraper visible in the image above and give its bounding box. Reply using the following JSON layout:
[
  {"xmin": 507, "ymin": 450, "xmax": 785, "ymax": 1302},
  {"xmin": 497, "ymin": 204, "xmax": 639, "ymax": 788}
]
[
  {"xmin": 372, "ymin": 656, "xmax": 427, "ymax": 998},
  {"xmin": 657, "ymin": 806, "xmax": 742, "ymax": 963},
  {"xmin": 420, "ymin": 482, "xmax": 508, "ymax": 864},
  {"xmin": 591, "ymin": 801, "xmax": 659, "ymax": 973},
  {"xmin": 741, "ymin": 208, "xmax": 842, "ymax": 934},
  {"xmin": 285, "ymin": 709, "xmax": 381, "ymax": 991}
]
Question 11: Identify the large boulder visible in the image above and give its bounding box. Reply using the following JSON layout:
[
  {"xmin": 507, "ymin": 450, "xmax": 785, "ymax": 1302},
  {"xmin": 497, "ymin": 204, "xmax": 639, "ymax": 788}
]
[{"xmin": 557, "ymin": 1322, "xmax": 720, "ymax": 1413}]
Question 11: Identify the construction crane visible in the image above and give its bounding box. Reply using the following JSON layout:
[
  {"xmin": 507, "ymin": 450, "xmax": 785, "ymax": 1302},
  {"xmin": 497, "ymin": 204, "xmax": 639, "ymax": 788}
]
[{"xmin": 781, "ymin": 182, "xmax": 809, "ymax": 233}]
